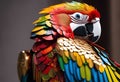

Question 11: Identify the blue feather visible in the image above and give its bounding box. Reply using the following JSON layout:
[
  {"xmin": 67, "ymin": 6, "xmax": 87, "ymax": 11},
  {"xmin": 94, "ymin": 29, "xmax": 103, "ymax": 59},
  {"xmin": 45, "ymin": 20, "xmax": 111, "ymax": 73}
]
[
  {"xmin": 102, "ymin": 71, "xmax": 108, "ymax": 82},
  {"xmin": 69, "ymin": 60, "xmax": 73, "ymax": 75},
  {"xmin": 64, "ymin": 73, "xmax": 69, "ymax": 82},
  {"xmin": 76, "ymin": 66, "xmax": 81, "ymax": 81},
  {"xmin": 83, "ymin": 79, "xmax": 87, "ymax": 82},
  {"xmin": 100, "ymin": 51, "xmax": 109, "ymax": 58},
  {"xmin": 98, "ymin": 71, "xmax": 103, "ymax": 82},
  {"xmin": 64, "ymin": 64, "xmax": 74, "ymax": 82},
  {"xmin": 99, "ymin": 53, "xmax": 111, "ymax": 65},
  {"xmin": 31, "ymin": 33, "xmax": 36, "ymax": 37},
  {"xmin": 91, "ymin": 68, "xmax": 98, "ymax": 82},
  {"xmin": 73, "ymin": 61, "xmax": 78, "ymax": 80}
]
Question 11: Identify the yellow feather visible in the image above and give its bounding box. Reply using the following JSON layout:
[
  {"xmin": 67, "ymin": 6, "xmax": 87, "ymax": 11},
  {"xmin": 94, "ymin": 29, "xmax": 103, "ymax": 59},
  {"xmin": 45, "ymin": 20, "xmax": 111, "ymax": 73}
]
[
  {"xmin": 39, "ymin": 2, "xmax": 95, "ymax": 14},
  {"xmin": 107, "ymin": 66, "xmax": 118, "ymax": 82},
  {"xmin": 70, "ymin": 52, "xmax": 76, "ymax": 61},
  {"xmin": 80, "ymin": 55, "xmax": 86, "ymax": 64},
  {"xmin": 73, "ymin": 52, "xmax": 78, "ymax": 61},
  {"xmin": 64, "ymin": 50, "xmax": 70, "ymax": 58},
  {"xmin": 46, "ymin": 21, "xmax": 52, "ymax": 27},
  {"xmin": 95, "ymin": 64, "xmax": 99, "ymax": 70},
  {"xmin": 76, "ymin": 54, "xmax": 82, "ymax": 67},
  {"xmin": 32, "ymin": 26, "xmax": 44, "ymax": 32},
  {"xmin": 39, "ymin": 3, "xmax": 65, "ymax": 14},
  {"xmin": 36, "ymin": 30, "xmax": 46, "ymax": 35},
  {"xmin": 99, "ymin": 65, "xmax": 105, "ymax": 73},
  {"xmin": 105, "ymin": 66, "xmax": 112, "ymax": 82},
  {"xmin": 114, "ymin": 71, "xmax": 120, "ymax": 79},
  {"xmin": 86, "ymin": 59, "xmax": 93, "ymax": 68},
  {"xmin": 45, "ymin": 15, "xmax": 50, "ymax": 19}
]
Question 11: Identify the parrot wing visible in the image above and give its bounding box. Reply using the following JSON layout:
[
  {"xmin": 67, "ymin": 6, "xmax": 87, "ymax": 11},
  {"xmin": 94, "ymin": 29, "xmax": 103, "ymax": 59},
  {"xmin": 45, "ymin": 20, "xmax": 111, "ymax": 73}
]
[
  {"xmin": 56, "ymin": 37, "xmax": 120, "ymax": 82},
  {"xmin": 30, "ymin": 15, "xmax": 65, "ymax": 82}
]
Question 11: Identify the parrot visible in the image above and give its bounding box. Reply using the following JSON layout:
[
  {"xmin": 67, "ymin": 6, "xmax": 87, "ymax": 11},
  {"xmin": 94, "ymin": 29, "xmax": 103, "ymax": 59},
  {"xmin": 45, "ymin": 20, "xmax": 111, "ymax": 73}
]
[{"xmin": 17, "ymin": 1, "xmax": 120, "ymax": 82}]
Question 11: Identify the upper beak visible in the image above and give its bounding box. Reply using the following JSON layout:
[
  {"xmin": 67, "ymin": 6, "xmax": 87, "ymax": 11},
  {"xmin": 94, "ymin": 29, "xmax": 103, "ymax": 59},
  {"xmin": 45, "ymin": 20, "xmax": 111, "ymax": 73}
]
[
  {"xmin": 87, "ymin": 18, "xmax": 101, "ymax": 42},
  {"xmin": 91, "ymin": 18, "xmax": 100, "ymax": 23}
]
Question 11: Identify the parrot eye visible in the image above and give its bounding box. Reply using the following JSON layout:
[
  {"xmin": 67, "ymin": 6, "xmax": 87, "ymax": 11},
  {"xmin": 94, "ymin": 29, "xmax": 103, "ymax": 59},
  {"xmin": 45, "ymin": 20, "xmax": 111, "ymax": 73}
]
[
  {"xmin": 72, "ymin": 12, "xmax": 82, "ymax": 20},
  {"xmin": 75, "ymin": 13, "xmax": 81, "ymax": 19},
  {"xmin": 70, "ymin": 12, "xmax": 89, "ymax": 24}
]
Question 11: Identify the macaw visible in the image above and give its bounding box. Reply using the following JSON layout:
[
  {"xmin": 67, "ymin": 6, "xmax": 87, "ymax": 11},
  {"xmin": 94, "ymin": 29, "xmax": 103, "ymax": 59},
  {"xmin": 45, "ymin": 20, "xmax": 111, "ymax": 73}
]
[{"xmin": 17, "ymin": 1, "xmax": 120, "ymax": 82}]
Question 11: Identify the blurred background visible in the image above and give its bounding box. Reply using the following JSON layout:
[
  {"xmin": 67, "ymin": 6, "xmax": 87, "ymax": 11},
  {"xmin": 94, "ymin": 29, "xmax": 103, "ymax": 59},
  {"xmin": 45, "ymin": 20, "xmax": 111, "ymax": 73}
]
[{"xmin": 0, "ymin": 0, "xmax": 120, "ymax": 82}]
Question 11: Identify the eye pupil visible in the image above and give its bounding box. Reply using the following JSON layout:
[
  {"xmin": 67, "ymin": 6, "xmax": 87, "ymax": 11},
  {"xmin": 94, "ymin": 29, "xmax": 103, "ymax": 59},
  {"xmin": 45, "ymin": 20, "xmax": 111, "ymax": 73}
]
[{"xmin": 75, "ymin": 14, "xmax": 80, "ymax": 19}]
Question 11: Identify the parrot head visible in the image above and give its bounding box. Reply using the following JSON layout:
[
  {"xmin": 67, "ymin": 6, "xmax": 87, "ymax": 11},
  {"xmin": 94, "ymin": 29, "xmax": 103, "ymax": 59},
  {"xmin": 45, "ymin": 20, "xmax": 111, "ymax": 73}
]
[{"xmin": 40, "ymin": 1, "xmax": 101, "ymax": 42}]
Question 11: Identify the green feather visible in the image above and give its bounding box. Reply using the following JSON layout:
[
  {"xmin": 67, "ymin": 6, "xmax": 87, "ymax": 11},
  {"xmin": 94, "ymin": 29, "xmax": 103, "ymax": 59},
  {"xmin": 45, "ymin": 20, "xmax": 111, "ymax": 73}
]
[
  {"xmin": 42, "ymin": 74, "xmax": 50, "ymax": 81},
  {"xmin": 58, "ymin": 55, "xmax": 64, "ymax": 71},
  {"xmin": 36, "ymin": 16, "xmax": 47, "ymax": 23},
  {"xmin": 62, "ymin": 54, "xmax": 68, "ymax": 64},
  {"xmin": 36, "ymin": 22, "xmax": 46, "ymax": 26},
  {"xmin": 80, "ymin": 65, "xmax": 85, "ymax": 79},
  {"xmin": 48, "ymin": 69, "xmax": 56, "ymax": 78},
  {"xmin": 85, "ymin": 65, "xmax": 91, "ymax": 81}
]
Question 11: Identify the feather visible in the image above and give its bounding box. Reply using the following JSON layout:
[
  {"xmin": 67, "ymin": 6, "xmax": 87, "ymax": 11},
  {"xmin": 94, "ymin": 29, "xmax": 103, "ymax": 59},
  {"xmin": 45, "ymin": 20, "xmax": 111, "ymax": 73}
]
[
  {"xmin": 40, "ymin": 45, "xmax": 54, "ymax": 55},
  {"xmin": 107, "ymin": 66, "xmax": 119, "ymax": 82},
  {"xmin": 102, "ymin": 71, "xmax": 108, "ymax": 82},
  {"xmin": 64, "ymin": 50, "xmax": 70, "ymax": 58},
  {"xmin": 114, "ymin": 71, "xmax": 120, "ymax": 79},
  {"xmin": 98, "ymin": 53, "xmax": 111, "ymax": 65},
  {"xmin": 76, "ymin": 53, "xmax": 82, "ymax": 67},
  {"xmin": 64, "ymin": 64, "xmax": 74, "ymax": 82},
  {"xmin": 85, "ymin": 65, "xmax": 91, "ymax": 81},
  {"xmin": 48, "ymin": 69, "xmax": 56, "ymax": 78},
  {"xmin": 33, "ymin": 16, "xmax": 48, "ymax": 24},
  {"xmin": 80, "ymin": 65, "xmax": 85, "ymax": 79},
  {"xmin": 70, "ymin": 52, "xmax": 76, "ymax": 61},
  {"xmin": 62, "ymin": 53, "xmax": 68, "ymax": 63},
  {"xmin": 68, "ymin": 59, "xmax": 73, "ymax": 74},
  {"xmin": 42, "ymin": 35, "xmax": 54, "ymax": 40},
  {"xmin": 86, "ymin": 58, "xmax": 94, "ymax": 68},
  {"xmin": 73, "ymin": 61, "xmax": 78, "ymax": 80},
  {"xmin": 80, "ymin": 55, "xmax": 86, "ymax": 64},
  {"xmin": 97, "ymin": 71, "xmax": 104, "ymax": 82},
  {"xmin": 74, "ymin": 61, "xmax": 80, "ymax": 81},
  {"xmin": 46, "ymin": 21, "xmax": 52, "ymax": 27},
  {"xmin": 58, "ymin": 55, "xmax": 64, "ymax": 71},
  {"xmin": 99, "ymin": 65, "xmax": 105, "ymax": 73},
  {"xmin": 35, "ymin": 29, "xmax": 53, "ymax": 36},
  {"xmin": 91, "ymin": 68, "xmax": 98, "ymax": 82},
  {"xmin": 32, "ymin": 26, "xmax": 44, "ymax": 32},
  {"xmin": 76, "ymin": 65, "xmax": 81, "ymax": 81},
  {"xmin": 105, "ymin": 66, "xmax": 112, "ymax": 82},
  {"xmin": 43, "ymin": 65, "xmax": 52, "ymax": 74},
  {"xmin": 35, "ymin": 21, "xmax": 46, "ymax": 26},
  {"xmin": 42, "ymin": 74, "xmax": 50, "ymax": 81}
]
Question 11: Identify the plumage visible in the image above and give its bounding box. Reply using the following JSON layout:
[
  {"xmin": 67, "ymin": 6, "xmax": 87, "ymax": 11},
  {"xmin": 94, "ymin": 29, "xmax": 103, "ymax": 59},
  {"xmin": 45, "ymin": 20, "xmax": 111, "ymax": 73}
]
[{"xmin": 18, "ymin": 1, "xmax": 120, "ymax": 82}]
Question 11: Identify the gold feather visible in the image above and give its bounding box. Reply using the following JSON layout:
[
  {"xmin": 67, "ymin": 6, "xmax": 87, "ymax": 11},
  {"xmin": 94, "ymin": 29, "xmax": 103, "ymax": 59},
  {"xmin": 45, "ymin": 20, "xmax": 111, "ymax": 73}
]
[{"xmin": 76, "ymin": 53, "xmax": 83, "ymax": 67}]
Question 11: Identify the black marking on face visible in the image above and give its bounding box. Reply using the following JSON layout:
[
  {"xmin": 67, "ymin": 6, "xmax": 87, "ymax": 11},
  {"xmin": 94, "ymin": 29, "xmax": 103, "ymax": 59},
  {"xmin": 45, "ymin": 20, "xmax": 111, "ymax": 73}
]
[
  {"xmin": 89, "ymin": 36, "xmax": 99, "ymax": 42},
  {"xmin": 85, "ymin": 23, "xmax": 93, "ymax": 35},
  {"xmin": 73, "ymin": 26, "xmax": 87, "ymax": 36}
]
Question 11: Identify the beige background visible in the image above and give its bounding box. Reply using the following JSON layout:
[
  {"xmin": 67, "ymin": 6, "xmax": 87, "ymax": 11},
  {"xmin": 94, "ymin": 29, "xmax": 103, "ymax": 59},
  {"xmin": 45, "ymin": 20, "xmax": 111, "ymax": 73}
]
[{"xmin": 0, "ymin": 0, "xmax": 119, "ymax": 82}]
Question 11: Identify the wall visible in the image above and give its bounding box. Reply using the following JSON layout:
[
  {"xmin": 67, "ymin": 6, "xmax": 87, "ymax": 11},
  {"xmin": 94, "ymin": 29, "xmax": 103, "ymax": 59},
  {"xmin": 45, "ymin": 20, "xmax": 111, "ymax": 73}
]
[{"xmin": 111, "ymin": 0, "xmax": 120, "ymax": 63}]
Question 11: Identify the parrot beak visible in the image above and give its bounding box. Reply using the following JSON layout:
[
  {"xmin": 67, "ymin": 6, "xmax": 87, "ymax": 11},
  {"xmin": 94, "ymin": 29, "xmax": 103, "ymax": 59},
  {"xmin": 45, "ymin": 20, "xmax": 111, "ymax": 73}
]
[{"xmin": 70, "ymin": 17, "xmax": 101, "ymax": 42}]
